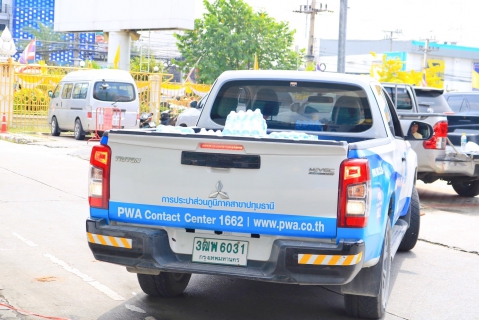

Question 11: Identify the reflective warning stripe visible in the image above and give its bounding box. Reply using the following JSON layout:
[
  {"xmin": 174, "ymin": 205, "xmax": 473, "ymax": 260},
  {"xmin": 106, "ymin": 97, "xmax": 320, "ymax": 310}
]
[
  {"xmin": 87, "ymin": 232, "xmax": 132, "ymax": 249},
  {"xmin": 298, "ymin": 252, "xmax": 362, "ymax": 266}
]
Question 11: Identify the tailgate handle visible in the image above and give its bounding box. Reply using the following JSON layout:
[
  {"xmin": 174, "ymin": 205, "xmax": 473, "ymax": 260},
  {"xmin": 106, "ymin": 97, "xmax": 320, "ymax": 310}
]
[{"xmin": 181, "ymin": 151, "xmax": 260, "ymax": 169}]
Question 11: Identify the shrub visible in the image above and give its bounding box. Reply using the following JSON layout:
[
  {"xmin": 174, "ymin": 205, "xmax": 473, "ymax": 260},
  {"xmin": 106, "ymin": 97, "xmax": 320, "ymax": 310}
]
[{"xmin": 14, "ymin": 88, "xmax": 50, "ymax": 113}]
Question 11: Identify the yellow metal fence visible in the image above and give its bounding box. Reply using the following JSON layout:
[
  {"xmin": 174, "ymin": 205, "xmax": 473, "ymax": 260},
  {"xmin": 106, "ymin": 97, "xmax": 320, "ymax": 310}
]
[{"xmin": 0, "ymin": 59, "xmax": 211, "ymax": 133}]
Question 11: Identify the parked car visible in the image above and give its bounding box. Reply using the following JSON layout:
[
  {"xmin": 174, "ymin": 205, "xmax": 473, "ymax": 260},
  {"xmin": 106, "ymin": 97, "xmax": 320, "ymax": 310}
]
[
  {"xmin": 47, "ymin": 69, "xmax": 140, "ymax": 140},
  {"xmin": 175, "ymin": 93, "xmax": 208, "ymax": 127},
  {"xmin": 444, "ymin": 91, "xmax": 479, "ymax": 115},
  {"xmin": 413, "ymin": 87, "xmax": 454, "ymax": 114},
  {"xmin": 444, "ymin": 92, "xmax": 479, "ymax": 146}
]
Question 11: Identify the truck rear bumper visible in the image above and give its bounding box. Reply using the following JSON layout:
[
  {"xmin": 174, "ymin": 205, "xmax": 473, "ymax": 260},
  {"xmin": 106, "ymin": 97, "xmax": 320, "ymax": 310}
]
[
  {"xmin": 433, "ymin": 147, "xmax": 479, "ymax": 178},
  {"xmin": 86, "ymin": 218, "xmax": 364, "ymax": 285}
]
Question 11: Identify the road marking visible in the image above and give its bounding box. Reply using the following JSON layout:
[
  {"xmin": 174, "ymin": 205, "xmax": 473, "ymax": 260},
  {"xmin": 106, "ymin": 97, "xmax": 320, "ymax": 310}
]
[
  {"xmin": 44, "ymin": 254, "xmax": 125, "ymax": 301},
  {"xmin": 13, "ymin": 233, "xmax": 125, "ymax": 301},
  {"xmin": 12, "ymin": 233, "xmax": 38, "ymax": 247},
  {"xmin": 125, "ymin": 305, "xmax": 146, "ymax": 313}
]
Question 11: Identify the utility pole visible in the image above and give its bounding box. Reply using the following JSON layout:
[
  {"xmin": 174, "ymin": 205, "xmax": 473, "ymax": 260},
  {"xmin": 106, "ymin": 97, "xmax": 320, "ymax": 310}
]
[
  {"xmin": 383, "ymin": 29, "xmax": 402, "ymax": 51},
  {"xmin": 337, "ymin": 0, "xmax": 347, "ymax": 73},
  {"xmin": 72, "ymin": 32, "xmax": 80, "ymax": 66},
  {"xmin": 294, "ymin": 1, "xmax": 332, "ymax": 69},
  {"xmin": 419, "ymin": 36, "xmax": 438, "ymax": 69}
]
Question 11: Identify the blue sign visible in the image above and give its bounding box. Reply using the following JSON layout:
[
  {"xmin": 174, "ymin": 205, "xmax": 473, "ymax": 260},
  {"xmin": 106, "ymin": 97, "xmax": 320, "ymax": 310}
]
[{"xmin": 109, "ymin": 201, "xmax": 337, "ymax": 238}]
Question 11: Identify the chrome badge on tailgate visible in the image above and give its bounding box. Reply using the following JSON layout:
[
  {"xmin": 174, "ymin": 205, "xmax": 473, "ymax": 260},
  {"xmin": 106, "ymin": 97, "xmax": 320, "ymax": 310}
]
[{"xmin": 309, "ymin": 168, "xmax": 335, "ymax": 175}]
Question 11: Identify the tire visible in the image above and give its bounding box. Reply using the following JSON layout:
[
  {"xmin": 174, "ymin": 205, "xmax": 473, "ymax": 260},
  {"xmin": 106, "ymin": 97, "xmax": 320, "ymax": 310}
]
[
  {"xmin": 451, "ymin": 180, "xmax": 479, "ymax": 197},
  {"xmin": 74, "ymin": 119, "xmax": 85, "ymax": 140},
  {"xmin": 137, "ymin": 272, "xmax": 191, "ymax": 298},
  {"xmin": 344, "ymin": 222, "xmax": 391, "ymax": 319},
  {"xmin": 51, "ymin": 116, "xmax": 60, "ymax": 136},
  {"xmin": 399, "ymin": 187, "xmax": 421, "ymax": 252}
]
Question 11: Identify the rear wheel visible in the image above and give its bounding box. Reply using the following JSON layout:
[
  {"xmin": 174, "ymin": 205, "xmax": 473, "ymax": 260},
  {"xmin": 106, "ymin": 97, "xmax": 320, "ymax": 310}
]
[
  {"xmin": 74, "ymin": 119, "xmax": 85, "ymax": 140},
  {"xmin": 451, "ymin": 180, "xmax": 479, "ymax": 197},
  {"xmin": 137, "ymin": 272, "xmax": 191, "ymax": 297},
  {"xmin": 344, "ymin": 221, "xmax": 391, "ymax": 319},
  {"xmin": 51, "ymin": 116, "xmax": 60, "ymax": 136},
  {"xmin": 399, "ymin": 186, "xmax": 420, "ymax": 251}
]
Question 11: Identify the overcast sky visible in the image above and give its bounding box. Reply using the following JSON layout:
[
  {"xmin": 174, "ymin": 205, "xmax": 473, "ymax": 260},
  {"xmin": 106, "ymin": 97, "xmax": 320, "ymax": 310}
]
[
  {"xmin": 194, "ymin": 0, "xmax": 479, "ymax": 49},
  {"xmin": 150, "ymin": 0, "xmax": 478, "ymax": 60}
]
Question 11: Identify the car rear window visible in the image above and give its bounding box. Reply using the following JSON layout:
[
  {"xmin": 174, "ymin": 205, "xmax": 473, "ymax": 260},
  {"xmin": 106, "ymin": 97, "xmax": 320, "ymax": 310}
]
[
  {"xmin": 446, "ymin": 94, "xmax": 479, "ymax": 113},
  {"xmin": 464, "ymin": 94, "xmax": 479, "ymax": 111},
  {"xmin": 210, "ymin": 80, "xmax": 373, "ymax": 133},
  {"xmin": 415, "ymin": 90, "xmax": 452, "ymax": 113},
  {"xmin": 93, "ymin": 82, "xmax": 136, "ymax": 102}
]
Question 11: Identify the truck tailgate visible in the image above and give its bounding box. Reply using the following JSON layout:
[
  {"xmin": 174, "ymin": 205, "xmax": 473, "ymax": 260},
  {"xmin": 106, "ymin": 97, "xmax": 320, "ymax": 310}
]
[{"xmin": 107, "ymin": 132, "xmax": 348, "ymax": 238}]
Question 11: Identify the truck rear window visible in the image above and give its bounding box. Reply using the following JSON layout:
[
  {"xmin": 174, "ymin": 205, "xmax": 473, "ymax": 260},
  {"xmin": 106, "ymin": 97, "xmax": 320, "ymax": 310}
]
[{"xmin": 210, "ymin": 80, "xmax": 373, "ymax": 133}]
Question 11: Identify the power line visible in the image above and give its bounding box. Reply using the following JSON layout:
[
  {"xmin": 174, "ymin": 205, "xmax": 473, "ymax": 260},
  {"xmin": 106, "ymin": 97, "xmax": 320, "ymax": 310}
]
[
  {"xmin": 382, "ymin": 29, "xmax": 402, "ymax": 51},
  {"xmin": 293, "ymin": 0, "xmax": 332, "ymax": 56}
]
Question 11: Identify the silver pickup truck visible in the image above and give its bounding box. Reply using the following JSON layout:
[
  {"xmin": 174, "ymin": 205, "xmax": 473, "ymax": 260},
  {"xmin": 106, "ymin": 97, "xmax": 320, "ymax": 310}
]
[
  {"xmin": 87, "ymin": 71, "xmax": 434, "ymax": 319},
  {"xmin": 383, "ymin": 83, "xmax": 479, "ymax": 197}
]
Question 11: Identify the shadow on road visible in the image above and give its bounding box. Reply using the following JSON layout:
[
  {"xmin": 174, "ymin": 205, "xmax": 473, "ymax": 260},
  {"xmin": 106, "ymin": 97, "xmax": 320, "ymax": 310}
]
[
  {"xmin": 99, "ymin": 274, "xmax": 354, "ymax": 320},
  {"xmin": 98, "ymin": 252, "xmax": 418, "ymax": 320}
]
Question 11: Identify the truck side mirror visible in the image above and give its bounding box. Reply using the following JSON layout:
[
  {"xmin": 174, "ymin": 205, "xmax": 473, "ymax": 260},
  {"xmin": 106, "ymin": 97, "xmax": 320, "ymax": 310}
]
[
  {"xmin": 189, "ymin": 100, "xmax": 198, "ymax": 108},
  {"xmin": 405, "ymin": 122, "xmax": 434, "ymax": 140},
  {"xmin": 48, "ymin": 90, "xmax": 53, "ymax": 98}
]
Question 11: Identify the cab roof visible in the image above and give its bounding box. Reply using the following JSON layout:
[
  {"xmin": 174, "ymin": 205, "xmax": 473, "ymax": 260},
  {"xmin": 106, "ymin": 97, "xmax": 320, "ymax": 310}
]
[
  {"xmin": 216, "ymin": 70, "xmax": 377, "ymax": 88},
  {"xmin": 60, "ymin": 69, "xmax": 135, "ymax": 82}
]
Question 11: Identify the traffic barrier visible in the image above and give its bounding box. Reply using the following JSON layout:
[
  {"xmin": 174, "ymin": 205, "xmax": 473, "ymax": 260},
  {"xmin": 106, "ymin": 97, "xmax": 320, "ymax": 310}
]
[
  {"xmin": 1, "ymin": 113, "xmax": 7, "ymax": 133},
  {"xmin": 88, "ymin": 107, "xmax": 122, "ymax": 143}
]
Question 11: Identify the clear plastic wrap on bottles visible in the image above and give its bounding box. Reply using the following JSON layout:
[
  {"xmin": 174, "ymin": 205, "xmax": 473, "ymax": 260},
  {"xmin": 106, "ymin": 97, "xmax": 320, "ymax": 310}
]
[{"xmin": 223, "ymin": 109, "xmax": 268, "ymax": 137}]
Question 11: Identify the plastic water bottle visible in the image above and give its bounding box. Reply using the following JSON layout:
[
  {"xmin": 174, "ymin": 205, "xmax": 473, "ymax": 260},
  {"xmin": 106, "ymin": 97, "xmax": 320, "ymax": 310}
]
[{"xmin": 461, "ymin": 133, "xmax": 467, "ymax": 152}]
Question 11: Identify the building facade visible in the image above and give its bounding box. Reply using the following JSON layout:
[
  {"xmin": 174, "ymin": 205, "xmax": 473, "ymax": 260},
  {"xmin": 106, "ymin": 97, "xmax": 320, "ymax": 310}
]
[
  {"xmin": 1, "ymin": 0, "xmax": 100, "ymax": 65},
  {"xmin": 319, "ymin": 39, "xmax": 479, "ymax": 91}
]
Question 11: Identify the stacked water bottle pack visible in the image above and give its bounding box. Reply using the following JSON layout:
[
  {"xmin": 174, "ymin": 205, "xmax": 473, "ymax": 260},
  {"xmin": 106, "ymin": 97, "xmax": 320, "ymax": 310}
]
[
  {"xmin": 156, "ymin": 125, "xmax": 195, "ymax": 134},
  {"xmin": 156, "ymin": 109, "xmax": 318, "ymax": 140},
  {"xmin": 222, "ymin": 110, "xmax": 267, "ymax": 137},
  {"xmin": 268, "ymin": 131, "xmax": 318, "ymax": 140}
]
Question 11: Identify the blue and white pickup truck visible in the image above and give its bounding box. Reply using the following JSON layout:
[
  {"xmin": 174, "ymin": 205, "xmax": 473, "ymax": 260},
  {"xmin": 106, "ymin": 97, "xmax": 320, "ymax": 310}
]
[{"xmin": 86, "ymin": 71, "xmax": 432, "ymax": 319}]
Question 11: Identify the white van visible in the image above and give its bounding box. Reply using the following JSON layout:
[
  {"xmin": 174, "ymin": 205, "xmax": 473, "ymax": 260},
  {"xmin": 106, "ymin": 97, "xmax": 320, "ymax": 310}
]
[{"xmin": 47, "ymin": 69, "xmax": 140, "ymax": 140}]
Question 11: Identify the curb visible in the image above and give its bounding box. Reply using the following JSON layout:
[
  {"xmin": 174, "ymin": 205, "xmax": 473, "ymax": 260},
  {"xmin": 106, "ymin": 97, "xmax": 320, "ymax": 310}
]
[{"xmin": 0, "ymin": 133, "xmax": 46, "ymax": 144}]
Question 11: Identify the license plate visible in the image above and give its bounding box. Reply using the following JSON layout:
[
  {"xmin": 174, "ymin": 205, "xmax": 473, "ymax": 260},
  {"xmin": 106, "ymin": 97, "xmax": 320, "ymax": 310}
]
[{"xmin": 192, "ymin": 237, "xmax": 248, "ymax": 267}]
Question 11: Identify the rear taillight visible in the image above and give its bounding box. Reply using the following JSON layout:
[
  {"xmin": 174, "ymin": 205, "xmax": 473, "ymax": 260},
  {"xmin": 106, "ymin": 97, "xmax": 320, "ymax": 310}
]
[
  {"xmin": 87, "ymin": 106, "xmax": 92, "ymax": 119},
  {"xmin": 88, "ymin": 144, "xmax": 111, "ymax": 209},
  {"xmin": 423, "ymin": 121, "xmax": 448, "ymax": 150},
  {"xmin": 338, "ymin": 159, "xmax": 371, "ymax": 228}
]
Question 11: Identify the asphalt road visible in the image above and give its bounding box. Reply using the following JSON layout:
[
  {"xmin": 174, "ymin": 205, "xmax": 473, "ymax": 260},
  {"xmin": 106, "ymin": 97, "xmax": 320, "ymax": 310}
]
[{"xmin": 0, "ymin": 134, "xmax": 478, "ymax": 320}]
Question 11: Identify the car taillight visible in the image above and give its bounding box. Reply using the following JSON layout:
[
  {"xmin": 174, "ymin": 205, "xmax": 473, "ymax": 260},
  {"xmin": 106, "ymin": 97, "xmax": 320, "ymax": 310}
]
[
  {"xmin": 338, "ymin": 159, "xmax": 371, "ymax": 228},
  {"xmin": 423, "ymin": 121, "xmax": 447, "ymax": 150},
  {"xmin": 88, "ymin": 144, "xmax": 111, "ymax": 209}
]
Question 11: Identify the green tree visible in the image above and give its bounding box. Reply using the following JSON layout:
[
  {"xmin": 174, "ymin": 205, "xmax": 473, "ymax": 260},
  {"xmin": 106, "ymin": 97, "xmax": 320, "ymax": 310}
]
[
  {"xmin": 20, "ymin": 21, "xmax": 68, "ymax": 64},
  {"xmin": 174, "ymin": 0, "xmax": 302, "ymax": 83}
]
